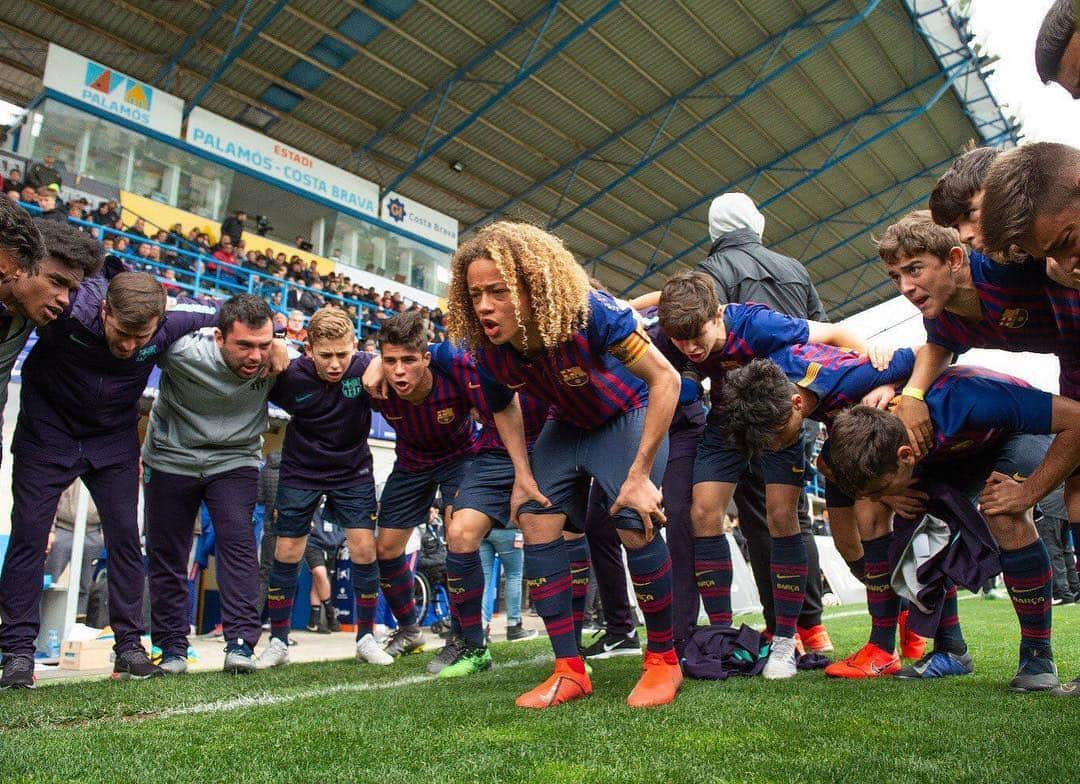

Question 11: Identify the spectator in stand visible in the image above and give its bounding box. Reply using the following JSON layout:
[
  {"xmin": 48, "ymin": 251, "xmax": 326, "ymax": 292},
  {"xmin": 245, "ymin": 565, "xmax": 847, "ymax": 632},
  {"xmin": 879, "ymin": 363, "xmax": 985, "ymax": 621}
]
[
  {"xmin": 114, "ymin": 236, "xmax": 129, "ymax": 256},
  {"xmin": 298, "ymin": 279, "xmax": 325, "ymax": 316},
  {"xmin": 25, "ymin": 154, "xmax": 63, "ymax": 190},
  {"xmin": 37, "ymin": 188, "xmax": 66, "ymax": 223},
  {"xmin": 272, "ymin": 311, "xmax": 288, "ymax": 332},
  {"xmin": 303, "ymin": 259, "xmax": 320, "ymax": 286},
  {"xmin": 101, "ymin": 237, "xmax": 114, "ymax": 253},
  {"xmin": 285, "ymin": 277, "xmax": 302, "ymax": 311},
  {"xmin": 153, "ymin": 229, "xmax": 169, "ymax": 245},
  {"xmin": 126, "ymin": 217, "xmax": 148, "ymax": 240},
  {"xmin": 160, "ymin": 268, "xmax": 181, "ymax": 295},
  {"xmin": 294, "ymin": 234, "xmax": 309, "ymax": 250},
  {"xmin": 210, "ymin": 235, "xmax": 240, "ymax": 285},
  {"xmin": 6, "ymin": 167, "xmax": 21, "ymax": 191},
  {"xmin": 285, "ymin": 309, "xmax": 307, "ymax": 343},
  {"xmin": 220, "ymin": 210, "xmax": 246, "ymax": 246},
  {"xmin": 363, "ymin": 338, "xmax": 377, "ymax": 355},
  {"xmin": 330, "ymin": 248, "xmax": 343, "ymax": 264},
  {"xmin": 5, "ymin": 189, "xmax": 19, "ymax": 202},
  {"xmin": 194, "ymin": 233, "xmax": 212, "ymax": 257},
  {"xmin": 20, "ymin": 185, "xmax": 37, "ymax": 205}
]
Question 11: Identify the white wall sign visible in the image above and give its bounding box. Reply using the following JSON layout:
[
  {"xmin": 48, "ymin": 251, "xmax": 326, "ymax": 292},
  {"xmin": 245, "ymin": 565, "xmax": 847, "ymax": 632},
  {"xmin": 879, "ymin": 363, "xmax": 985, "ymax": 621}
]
[
  {"xmin": 185, "ymin": 107, "xmax": 379, "ymax": 218},
  {"xmin": 43, "ymin": 44, "xmax": 184, "ymax": 137},
  {"xmin": 381, "ymin": 191, "xmax": 458, "ymax": 249}
]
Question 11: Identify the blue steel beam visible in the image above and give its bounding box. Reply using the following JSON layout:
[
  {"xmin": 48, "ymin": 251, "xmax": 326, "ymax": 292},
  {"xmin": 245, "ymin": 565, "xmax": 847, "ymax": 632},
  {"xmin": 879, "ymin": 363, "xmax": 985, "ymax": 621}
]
[
  {"xmin": 465, "ymin": 0, "xmax": 871, "ymax": 233},
  {"xmin": 377, "ymin": 0, "xmax": 619, "ymax": 199},
  {"xmin": 343, "ymin": 1, "xmax": 561, "ymax": 168},
  {"xmin": 547, "ymin": 0, "xmax": 883, "ymax": 233},
  {"xmin": 183, "ymin": 0, "xmax": 290, "ymax": 119},
  {"xmin": 609, "ymin": 55, "xmax": 976, "ymax": 295},
  {"xmin": 154, "ymin": 0, "xmax": 239, "ymax": 90}
]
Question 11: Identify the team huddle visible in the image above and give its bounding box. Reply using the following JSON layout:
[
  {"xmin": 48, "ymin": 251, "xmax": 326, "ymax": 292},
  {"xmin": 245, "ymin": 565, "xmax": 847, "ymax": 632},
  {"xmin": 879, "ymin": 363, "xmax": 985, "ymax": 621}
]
[{"xmin": 0, "ymin": 139, "xmax": 1079, "ymax": 706}]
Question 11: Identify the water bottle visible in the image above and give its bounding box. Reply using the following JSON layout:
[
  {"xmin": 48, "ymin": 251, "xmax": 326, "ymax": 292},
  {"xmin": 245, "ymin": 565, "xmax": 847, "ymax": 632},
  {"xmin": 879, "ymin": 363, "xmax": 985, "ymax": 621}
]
[{"xmin": 46, "ymin": 629, "xmax": 60, "ymax": 659}]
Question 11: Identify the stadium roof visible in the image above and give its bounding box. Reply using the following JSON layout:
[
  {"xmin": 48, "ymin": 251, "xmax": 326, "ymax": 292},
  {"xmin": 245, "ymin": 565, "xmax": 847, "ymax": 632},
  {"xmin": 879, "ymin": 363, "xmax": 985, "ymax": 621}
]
[{"xmin": 0, "ymin": 0, "xmax": 1015, "ymax": 317}]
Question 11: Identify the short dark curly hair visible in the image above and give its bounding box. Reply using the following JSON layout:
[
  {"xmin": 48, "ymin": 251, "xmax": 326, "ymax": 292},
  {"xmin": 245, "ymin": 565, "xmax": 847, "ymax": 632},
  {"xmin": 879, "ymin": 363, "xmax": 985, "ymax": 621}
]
[
  {"xmin": 34, "ymin": 218, "xmax": 105, "ymax": 279},
  {"xmin": 0, "ymin": 196, "xmax": 45, "ymax": 273},
  {"xmin": 720, "ymin": 359, "xmax": 797, "ymax": 457},
  {"xmin": 928, "ymin": 147, "xmax": 999, "ymax": 229}
]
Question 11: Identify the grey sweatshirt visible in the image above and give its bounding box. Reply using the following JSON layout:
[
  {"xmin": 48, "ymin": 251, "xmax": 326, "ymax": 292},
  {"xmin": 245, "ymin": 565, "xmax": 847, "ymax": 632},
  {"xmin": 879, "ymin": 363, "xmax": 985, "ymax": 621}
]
[{"xmin": 141, "ymin": 328, "xmax": 271, "ymax": 477}]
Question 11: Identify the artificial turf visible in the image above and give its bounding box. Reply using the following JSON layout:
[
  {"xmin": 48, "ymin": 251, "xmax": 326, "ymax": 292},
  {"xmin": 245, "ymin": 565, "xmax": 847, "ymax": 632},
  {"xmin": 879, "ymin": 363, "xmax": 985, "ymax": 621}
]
[{"xmin": 1, "ymin": 599, "xmax": 1077, "ymax": 784}]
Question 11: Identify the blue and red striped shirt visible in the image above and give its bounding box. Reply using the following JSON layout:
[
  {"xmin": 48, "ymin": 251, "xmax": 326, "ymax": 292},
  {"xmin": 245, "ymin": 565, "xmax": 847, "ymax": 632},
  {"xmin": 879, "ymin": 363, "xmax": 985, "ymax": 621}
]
[
  {"xmin": 370, "ymin": 351, "xmax": 477, "ymax": 472},
  {"xmin": 656, "ymin": 302, "xmax": 810, "ymax": 410},
  {"xmin": 476, "ymin": 290, "xmax": 651, "ymax": 429},
  {"xmin": 925, "ymin": 251, "xmax": 1078, "ymax": 357},
  {"xmin": 429, "ymin": 341, "xmax": 549, "ymax": 452},
  {"xmin": 778, "ymin": 344, "xmax": 915, "ymax": 422},
  {"xmin": 918, "ymin": 365, "xmax": 1052, "ymax": 461}
]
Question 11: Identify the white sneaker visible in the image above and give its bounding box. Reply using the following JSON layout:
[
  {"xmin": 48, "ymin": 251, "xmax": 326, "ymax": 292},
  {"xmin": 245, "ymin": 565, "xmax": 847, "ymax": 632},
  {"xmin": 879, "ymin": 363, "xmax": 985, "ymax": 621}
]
[
  {"xmin": 257, "ymin": 637, "xmax": 290, "ymax": 669},
  {"xmin": 356, "ymin": 633, "xmax": 394, "ymax": 665},
  {"xmin": 763, "ymin": 636, "xmax": 799, "ymax": 680}
]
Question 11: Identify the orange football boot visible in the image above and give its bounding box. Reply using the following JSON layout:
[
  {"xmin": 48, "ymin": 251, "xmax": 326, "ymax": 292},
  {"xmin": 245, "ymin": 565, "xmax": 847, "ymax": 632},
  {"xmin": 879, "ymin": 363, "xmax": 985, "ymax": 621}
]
[
  {"xmin": 824, "ymin": 642, "xmax": 900, "ymax": 679},
  {"xmin": 797, "ymin": 624, "xmax": 835, "ymax": 653},
  {"xmin": 626, "ymin": 651, "xmax": 683, "ymax": 708},
  {"xmin": 899, "ymin": 610, "xmax": 927, "ymax": 660},
  {"xmin": 515, "ymin": 657, "xmax": 592, "ymax": 709}
]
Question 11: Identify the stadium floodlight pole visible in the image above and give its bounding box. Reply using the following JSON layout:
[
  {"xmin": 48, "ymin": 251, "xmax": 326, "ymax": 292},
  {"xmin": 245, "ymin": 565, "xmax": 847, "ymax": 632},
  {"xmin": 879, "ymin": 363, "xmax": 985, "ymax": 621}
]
[
  {"xmin": 343, "ymin": 0, "xmax": 562, "ymax": 169},
  {"xmin": 154, "ymin": 0, "xmax": 239, "ymax": 90},
  {"xmin": 465, "ymin": 0, "xmax": 876, "ymax": 234},
  {"xmin": 545, "ymin": 0, "xmax": 883, "ymax": 233},
  {"xmin": 376, "ymin": 0, "xmax": 620, "ymax": 200},
  {"xmin": 608, "ymin": 56, "xmax": 976, "ymax": 295},
  {"xmin": 183, "ymin": 0, "xmax": 290, "ymax": 119}
]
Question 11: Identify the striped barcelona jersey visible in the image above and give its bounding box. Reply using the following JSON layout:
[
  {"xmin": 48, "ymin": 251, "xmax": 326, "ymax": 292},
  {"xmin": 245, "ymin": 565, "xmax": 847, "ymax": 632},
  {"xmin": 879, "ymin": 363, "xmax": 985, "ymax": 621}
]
[
  {"xmin": 370, "ymin": 357, "xmax": 477, "ymax": 471},
  {"xmin": 475, "ymin": 290, "xmax": 651, "ymax": 429},
  {"xmin": 925, "ymin": 251, "xmax": 1079, "ymax": 358},
  {"xmin": 916, "ymin": 365, "xmax": 1053, "ymax": 462},
  {"xmin": 429, "ymin": 341, "xmax": 549, "ymax": 451},
  {"xmin": 777, "ymin": 344, "xmax": 915, "ymax": 422},
  {"xmin": 655, "ymin": 302, "xmax": 809, "ymax": 409}
]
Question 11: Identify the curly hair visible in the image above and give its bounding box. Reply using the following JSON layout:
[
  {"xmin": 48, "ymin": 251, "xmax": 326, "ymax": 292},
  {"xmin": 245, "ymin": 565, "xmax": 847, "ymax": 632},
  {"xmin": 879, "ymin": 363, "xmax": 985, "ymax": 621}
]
[
  {"xmin": 720, "ymin": 359, "xmax": 796, "ymax": 457},
  {"xmin": 446, "ymin": 221, "xmax": 589, "ymax": 350},
  {"xmin": 0, "ymin": 197, "xmax": 44, "ymax": 273},
  {"xmin": 35, "ymin": 219, "xmax": 105, "ymax": 279}
]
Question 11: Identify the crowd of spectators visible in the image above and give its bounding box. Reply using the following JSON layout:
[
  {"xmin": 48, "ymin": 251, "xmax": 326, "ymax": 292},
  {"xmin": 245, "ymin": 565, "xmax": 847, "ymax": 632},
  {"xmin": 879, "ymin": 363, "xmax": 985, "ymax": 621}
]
[{"xmin": 4, "ymin": 165, "xmax": 447, "ymax": 341}]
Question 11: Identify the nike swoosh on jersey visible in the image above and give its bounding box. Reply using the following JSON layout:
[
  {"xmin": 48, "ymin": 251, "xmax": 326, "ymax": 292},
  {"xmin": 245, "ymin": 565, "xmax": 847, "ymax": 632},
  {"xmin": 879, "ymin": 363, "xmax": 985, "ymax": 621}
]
[
  {"xmin": 295, "ymin": 392, "xmax": 315, "ymax": 402},
  {"xmin": 385, "ymin": 414, "xmax": 404, "ymax": 420},
  {"xmin": 467, "ymin": 382, "xmax": 481, "ymax": 389}
]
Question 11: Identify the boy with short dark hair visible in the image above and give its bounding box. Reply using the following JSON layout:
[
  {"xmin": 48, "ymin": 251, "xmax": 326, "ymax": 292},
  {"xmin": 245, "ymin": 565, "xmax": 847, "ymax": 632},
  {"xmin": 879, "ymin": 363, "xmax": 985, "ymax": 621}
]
[
  {"xmin": 826, "ymin": 367, "xmax": 1080, "ymax": 694},
  {"xmin": 362, "ymin": 311, "xmax": 479, "ymax": 660}
]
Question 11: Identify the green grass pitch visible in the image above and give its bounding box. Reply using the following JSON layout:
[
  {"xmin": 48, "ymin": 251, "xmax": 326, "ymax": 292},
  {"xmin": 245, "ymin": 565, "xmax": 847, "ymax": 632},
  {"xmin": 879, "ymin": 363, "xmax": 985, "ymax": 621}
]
[{"xmin": 1, "ymin": 599, "xmax": 1076, "ymax": 783}]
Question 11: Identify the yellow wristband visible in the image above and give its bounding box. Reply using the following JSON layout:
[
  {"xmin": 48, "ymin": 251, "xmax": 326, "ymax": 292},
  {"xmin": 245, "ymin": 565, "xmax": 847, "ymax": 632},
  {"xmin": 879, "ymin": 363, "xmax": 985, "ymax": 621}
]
[{"xmin": 901, "ymin": 386, "xmax": 925, "ymax": 401}]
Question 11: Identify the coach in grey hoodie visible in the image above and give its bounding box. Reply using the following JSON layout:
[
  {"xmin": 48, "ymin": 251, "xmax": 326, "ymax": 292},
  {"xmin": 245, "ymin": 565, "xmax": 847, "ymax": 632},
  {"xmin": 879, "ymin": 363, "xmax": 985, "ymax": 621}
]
[{"xmin": 143, "ymin": 295, "xmax": 284, "ymax": 674}]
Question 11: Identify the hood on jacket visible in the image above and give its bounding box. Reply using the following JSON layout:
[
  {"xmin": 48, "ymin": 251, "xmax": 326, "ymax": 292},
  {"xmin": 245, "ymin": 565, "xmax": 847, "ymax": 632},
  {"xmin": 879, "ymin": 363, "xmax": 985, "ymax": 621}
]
[{"xmin": 708, "ymin": 192, "xmax": 765, "ymax": 242}]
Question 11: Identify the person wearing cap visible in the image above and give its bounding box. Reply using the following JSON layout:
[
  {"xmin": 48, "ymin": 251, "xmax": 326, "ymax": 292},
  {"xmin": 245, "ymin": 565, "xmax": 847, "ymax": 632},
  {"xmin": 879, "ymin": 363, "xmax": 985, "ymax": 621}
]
[{"xmin": 694, "ymin": 192, "xmax": 833, "ymax": 653}]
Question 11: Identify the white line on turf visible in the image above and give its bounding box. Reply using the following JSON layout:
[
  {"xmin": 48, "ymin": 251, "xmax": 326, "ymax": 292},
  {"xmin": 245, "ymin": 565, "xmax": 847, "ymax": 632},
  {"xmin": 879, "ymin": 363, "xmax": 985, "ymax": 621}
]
[{"xmin": 157, "ymin": 654, "xmax": 551, "ymax": 719}]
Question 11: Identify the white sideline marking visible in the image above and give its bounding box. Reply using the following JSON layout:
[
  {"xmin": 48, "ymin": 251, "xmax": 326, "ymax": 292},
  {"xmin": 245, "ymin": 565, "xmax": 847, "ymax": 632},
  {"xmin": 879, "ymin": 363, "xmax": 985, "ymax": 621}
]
[{"xmin": 157, "ymin": 654, "xmax": 551, "ymax": 719}]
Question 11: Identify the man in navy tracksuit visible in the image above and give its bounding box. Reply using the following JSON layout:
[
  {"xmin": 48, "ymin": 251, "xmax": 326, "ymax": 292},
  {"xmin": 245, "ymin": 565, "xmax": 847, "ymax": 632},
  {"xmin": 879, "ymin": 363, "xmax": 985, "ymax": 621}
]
[{"xmin": 0, "ymin": 269, "xmax": 218, "ymax": 688}]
